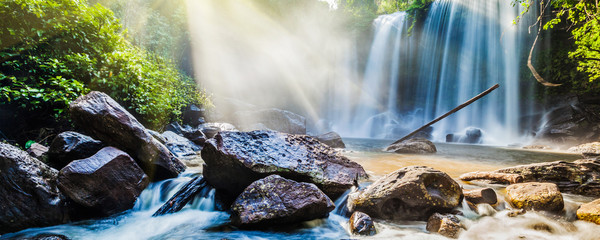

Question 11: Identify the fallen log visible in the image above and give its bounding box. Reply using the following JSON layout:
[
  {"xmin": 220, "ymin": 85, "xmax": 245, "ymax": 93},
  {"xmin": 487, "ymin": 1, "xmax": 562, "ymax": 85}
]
[
  {"xmin": 153, "ymin": 176, "xmax": 207, "ymax": 216},
  {"xmin": 459, "ymin": 172, "xmax": 523, "ymax": 184},
  {"xmin": 390, "ymin": 84, "xmax": 500, "ymax": 146}
]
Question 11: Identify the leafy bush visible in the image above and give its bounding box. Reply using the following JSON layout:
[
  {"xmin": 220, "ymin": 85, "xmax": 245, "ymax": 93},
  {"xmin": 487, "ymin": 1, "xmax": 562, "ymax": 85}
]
[{"xmin": 0, "ymin": 0, "xmax": 209, "ymax": 130}]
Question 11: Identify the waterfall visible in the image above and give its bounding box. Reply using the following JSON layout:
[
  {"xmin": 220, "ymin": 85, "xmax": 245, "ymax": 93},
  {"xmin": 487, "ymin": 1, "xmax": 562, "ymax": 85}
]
[{"xmin": 334, "ymin": 0, "xmax": 539, "ymax": 144}]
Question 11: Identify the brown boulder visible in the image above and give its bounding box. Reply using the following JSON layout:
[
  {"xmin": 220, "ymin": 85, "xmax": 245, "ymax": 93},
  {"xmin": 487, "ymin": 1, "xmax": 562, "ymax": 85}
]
[
  {"xmin": 463, "ymin": 188, "xmax": 497, "ymax": 205},
  {"xmin": 384, "ymin": 138, "xmax": 436, "ymax": 154},
  {"xmin": 347, "ymin": 166, "xmax": 462, "ymax": 221},
  {"xmin": 231, "ymin": 175, "xmax": 334, "ymax": 226},
  {"xmin": 201, "ymin": 130, "xmax": 367, "ymax": 200},
  {"xmin": 426, "ymin": 213, "xmax": 462, "ymax": 238},
  {"xmin": 577, "ymin": 198, "xmax": 600, "ymax": 224},
  {"xmin": 58, "ymin": 147, "xmax": 149, "ymax": 216},
  {"xmin": 349, "ymin": 211, "xmax": 376, "ymax": 236},
  {"xmin": 506, "ymin": 182, "xmax": 564, "ymax": 212},
  {"xmin": 0, "ymin": 143, "xmax": 67, "ymax": 234},
  {"xmin": 69, "ymin": 91, "xmax": 185, "ymax": 180}
]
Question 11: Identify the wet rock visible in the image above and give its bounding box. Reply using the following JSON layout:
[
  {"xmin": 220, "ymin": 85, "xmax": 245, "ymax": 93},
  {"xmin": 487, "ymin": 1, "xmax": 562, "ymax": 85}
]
[
  {"xmin": 426, "ymin": 213, "xmax": 462, "ymax": 238},
  {"xmin": 568, "ymin": 142, "xmax": 600, "ymax": 155},
  {"xmin": 48, "ymin": 131, "xmax": 105, "ymax": 169},
  {"xmin": 577, "ymin": 198, "xmax": 600, "ymax": 224},
  {"xmin": 58, "ymin": 147, "xmax": 149, "ymax": 216},
  {"xmin": 507, "ymin": 208, "xmax": 526, "ymax": 217},
  {"xmin": 164, "ymin": 122, "xmax": 206, "ymax": 146},
  {"xmin": 506, "ymin": 182, "xmax": 564, "ymax": 212},
  {"xmin": 201, "ymin": 130, "xmax": 366, "ymax": 200},
  {"xmin": 347, "ymin": 166, "xmax": 462, "ymax": 221},
  {"xmin": 0, "ymin": 142, "xmax": 67, "ymax": 234},
  {"xmin": 535, "ymin": 102, "xmax": 600, "ymax": 144},
  {"xmin": 153, "ymin": 176, "xmax": 208, "ymax": 216},
  {"xmin": 20, "ymin": 233, "xmax": 71, "ymax": 240},
  {"xmin": 69, "ymin": 91, "xmax": 185, "ymax": 180},
  {"xmin": 463, "ymin": 188, "xmax": 497, "ymax": 205},
  {"xmin": 161, "ymin": 131, "xmax": 202, "ymax": 158},
  {"xmin": 384, "ymin": 138, "xmax": 436, "ymax": 154},
  {"xmin": 315, "ymin": 131, "xmax": 345, "ymax": 148},
  {"xmin": 231, "ymin": 175, "xmax": 334, "ymax": 226},
  {"xmin": 460, "ymin": 127, "xmax": 483, "ymax": 144},
  {"xmin": 459, "ymin": 159, "xmax": 600, "ymax": 196},
  {"xmin": 349, "ymin": 211, "xmax": 376, "ymax": 236},
  {"xmin": 182, "ymin": 104, "xmax": 206, "ymax": 127},
  {"xmin": 27, "ymin": 143, "xmax": 49, "ymax": 161},
  {"xmin": 233, "ymin": 108, "xmax": 306, "ymax": 134}
]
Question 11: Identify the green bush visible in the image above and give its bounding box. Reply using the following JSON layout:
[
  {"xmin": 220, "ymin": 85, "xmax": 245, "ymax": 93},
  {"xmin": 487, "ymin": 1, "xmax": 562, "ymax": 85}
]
[{"xmin": 0, "ymin": 0, "xmax": 209, "ymax": 130}]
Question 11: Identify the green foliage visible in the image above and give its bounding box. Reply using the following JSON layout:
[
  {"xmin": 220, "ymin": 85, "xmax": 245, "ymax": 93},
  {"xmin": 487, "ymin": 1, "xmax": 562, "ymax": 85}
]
[
  {"xmin": 376, "ymin": 0, "xmax": 435, "ymax": 14},
  {"xmin": 0, "ymin": 0, "xmax": 209, "ymax": 129},
  {"xmin": 514, "ymin": 0, "xmax": 600, "ymax": 93}
]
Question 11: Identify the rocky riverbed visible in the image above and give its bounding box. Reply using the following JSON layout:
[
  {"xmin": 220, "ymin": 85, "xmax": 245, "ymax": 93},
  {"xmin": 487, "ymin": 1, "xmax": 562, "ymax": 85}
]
[{"xmin": 2, "ymin": 92, "xmax": 600, "ymax": 239}]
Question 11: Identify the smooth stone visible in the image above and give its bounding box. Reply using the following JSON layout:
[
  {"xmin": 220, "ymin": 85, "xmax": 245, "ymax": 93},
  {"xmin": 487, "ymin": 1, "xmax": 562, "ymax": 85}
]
[
  {"xmin": 426, "ymin": 213, "xmax": 462, "ymax": 239},
  {"xmin": 349, "ymin": 211, "xmax": 376, "ymax": 236},
  {"xmin": 315, "ymin": 131, "xmax": 346, "ymax": 148},
  {"xmin": 384, "ymin": 138, "xmax": 436, "ymax": 154},
  {"xmin": 48, "ymin": 131, "xmax": 104, "ymax": 169},
  {"xmin": 577, "ymin": 198, "xmax": 600, "ymax": 224},
  {"xmin": 506, "ymin": 182, "xmax": 564, "ymax": 212}
]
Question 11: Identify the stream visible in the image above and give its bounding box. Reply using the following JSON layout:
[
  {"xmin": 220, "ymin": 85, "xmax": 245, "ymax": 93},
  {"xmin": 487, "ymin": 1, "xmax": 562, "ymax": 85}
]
[{"xmin": 3, "ymin": 139, "xmax": 600, "ymax": 240}]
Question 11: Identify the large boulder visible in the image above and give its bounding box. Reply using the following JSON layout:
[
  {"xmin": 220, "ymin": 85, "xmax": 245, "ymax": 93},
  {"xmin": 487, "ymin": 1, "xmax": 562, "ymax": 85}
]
[
  {"xmin": 165, "ymin": 122, "xmax": 207, "ymax": 145},
  {"xmin": 48, "ymin": 131, "xmax": 105, "ymax": 169},
  {"xmin": 459, "ymin": 159, "xmax": 600, "ymax": 196},
  {"xmin": 577, "ymin": 198, "xmax": 600, "ymax": 224},
  {"xmin": 347, "ymin": 166, "xmax": 463, "ymax": 221},
  {"xmin": 0, "ymin": 143, "xmax": 67, "ymax": 234},
  {"xmin": 231, "ymin": 175, "xmax": 334, "ymax": 226},
  {"xmin": 384, "ymin": 138, "xmax": 437, "ymax": 154},
  {"xmin": 201, "ymin": 130, "xmax": 367, "ymax": 200},
  {"xmin": 233, "ymin": 108, "xmax": 306, "ymax": 134},
  {"xmin": 506, "ymin": 182, "xmax": 564, "ymax": 212},
  {"xmin": 535, "ymin": 99, "xmax": 600, "ymax": 144},
  {"xmin": 69, "ymin": 91, "xmax": 185, "ymax": 180},
  {"xmin": 349, "ymin": 211, "xmax": 377, "ymax": 236},
  {"xmin": 58, "ymin": 147, "xmax": 149, "ymax": 216},
  {"xmin": 315, "ymin": 132, "xmax": 346, "ymax": 148}
]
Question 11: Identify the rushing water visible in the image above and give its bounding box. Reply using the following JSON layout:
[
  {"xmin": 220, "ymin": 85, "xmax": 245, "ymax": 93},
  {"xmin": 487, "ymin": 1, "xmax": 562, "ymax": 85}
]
[
  {"xmin": 331, "ymin": 0, "xmax": 540, "ymax": 144},
  {"xmin": 4, "ymin": 140, "xmax": 599, "ymax": 240}
]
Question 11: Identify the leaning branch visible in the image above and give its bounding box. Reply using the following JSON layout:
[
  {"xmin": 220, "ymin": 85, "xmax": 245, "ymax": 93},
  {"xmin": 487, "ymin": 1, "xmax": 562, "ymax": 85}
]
[{"xmin": 528, "ymin": 0, "xmax": 562, "ymax": 87}]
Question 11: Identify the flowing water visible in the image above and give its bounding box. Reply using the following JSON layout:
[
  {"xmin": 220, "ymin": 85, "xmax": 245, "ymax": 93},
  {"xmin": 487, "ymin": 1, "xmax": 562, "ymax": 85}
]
[
  {"xmin": 331, "ymin": 0, "xmax": 541, "ymax": 144},
  {"xmin": 4, "ymin": 140, "xmax": 599, "ymax": 240}
]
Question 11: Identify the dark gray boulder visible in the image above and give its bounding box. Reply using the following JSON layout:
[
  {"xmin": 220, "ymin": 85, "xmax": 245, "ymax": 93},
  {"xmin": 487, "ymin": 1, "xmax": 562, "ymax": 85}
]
[
  {"xmin": 69, "ymin": 91, "xmax": 185, "ymax": 180},
  {"xmin": 315, "ymin": 132, "xmax": 346, "ymax": 148},
  {"xmin": 347, "ymin": 166, "xmax": 463, "ymax": 221},
  {"xmin": 58, "ymin": 147, "xmax": 149, "ymax": 216},
  {"xmin": 48, "ymin": 131, "xmax": 105, "ymax": 169},
  {"xmin": 201, "ymin": 130, "xmax": 367, "ymax": 200},
  {"xmin": 384, "ymin": 138, "xmax": 437, "ymax": 154},
  {"xmin": 231, "ymin": 175, "xmax": 334, "ymax": 226},
  {"xmin": 0, "ymin": 142, "xmax": 67, "ymax": 234}
]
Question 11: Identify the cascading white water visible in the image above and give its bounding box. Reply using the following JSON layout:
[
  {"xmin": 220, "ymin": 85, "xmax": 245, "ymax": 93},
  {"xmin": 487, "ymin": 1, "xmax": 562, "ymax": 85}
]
[{"xmin": 333, "ymin": 0, "xmax": 539, "ymax": 144}]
